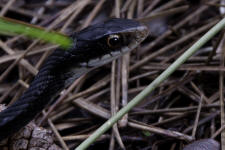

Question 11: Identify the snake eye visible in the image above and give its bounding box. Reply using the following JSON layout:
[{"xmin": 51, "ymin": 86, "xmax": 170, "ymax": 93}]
[{"xmin": 107, "ymin": 34, "xmax": 121, "ymax": 48}]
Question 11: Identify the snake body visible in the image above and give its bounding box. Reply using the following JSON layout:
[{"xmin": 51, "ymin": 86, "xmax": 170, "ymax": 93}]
[{"xmin": 0, "ymin": 18, "xmax": 148, "ymax": 140}]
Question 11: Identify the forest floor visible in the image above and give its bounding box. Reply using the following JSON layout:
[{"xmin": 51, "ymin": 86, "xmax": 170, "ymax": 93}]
[{"xmin": 0, "ymin": 0, "xmax": 224, "ymax": 150}]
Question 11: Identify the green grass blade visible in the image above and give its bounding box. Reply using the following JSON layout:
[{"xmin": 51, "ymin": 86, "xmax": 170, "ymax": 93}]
[
  {"xmin": 75, "ymin": 17, "xmax": 225, "ymax": 150},
  {"xmin": 0, "ymin": 17, "xmax": 72, "ymax": 49}
]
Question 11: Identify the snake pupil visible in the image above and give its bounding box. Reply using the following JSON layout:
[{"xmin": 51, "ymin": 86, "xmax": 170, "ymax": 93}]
[{"xmin": 107, "ymin": 34, "xmax": 121, "ymax": 47}]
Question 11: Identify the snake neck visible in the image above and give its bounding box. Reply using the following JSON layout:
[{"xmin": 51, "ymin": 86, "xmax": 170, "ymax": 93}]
[{"xmin": 0, "ymin": 48, "xmax": 89, "ymax": 140}]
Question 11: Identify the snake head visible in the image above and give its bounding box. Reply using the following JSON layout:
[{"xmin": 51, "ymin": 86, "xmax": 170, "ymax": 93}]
[{"xmin": 71, "ymin": 18, "xmax": 149, "ymax": 67}]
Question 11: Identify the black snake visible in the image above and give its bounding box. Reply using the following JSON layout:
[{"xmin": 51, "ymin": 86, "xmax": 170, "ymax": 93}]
[{"xmin": 0, "ymin": 18, "xmax": 149, "ymax": 141}]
